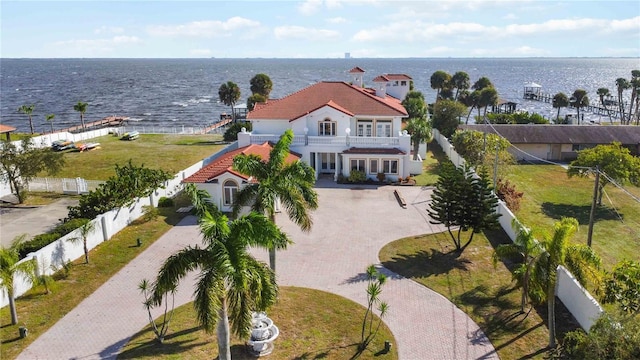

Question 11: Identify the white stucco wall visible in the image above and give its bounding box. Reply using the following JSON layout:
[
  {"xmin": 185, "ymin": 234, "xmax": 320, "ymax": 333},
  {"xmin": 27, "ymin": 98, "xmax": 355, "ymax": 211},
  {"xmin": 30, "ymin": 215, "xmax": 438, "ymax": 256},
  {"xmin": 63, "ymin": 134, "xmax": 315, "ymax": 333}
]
[
  {"xmin": 250, "ymin": 119, "xmax": 290, "ymax": 134},
  {"xmin": 556, "ymin": 265, "xmax": 604, "ymax": 331},
  {"xmin": 509, "ymin": 144, "xmax": 549, "ymax": 161}
]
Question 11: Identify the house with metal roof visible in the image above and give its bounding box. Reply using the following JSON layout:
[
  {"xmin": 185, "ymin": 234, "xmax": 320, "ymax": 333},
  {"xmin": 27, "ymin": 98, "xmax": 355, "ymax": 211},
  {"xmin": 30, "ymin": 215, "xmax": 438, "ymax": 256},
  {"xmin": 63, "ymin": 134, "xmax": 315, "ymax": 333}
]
[
  {"xmin": 460, "ymin": 124, "xmax": 640, "ymax": 162},
  {"xmin": 237, "ymin": 70, "xmax": 422, "ymax": 182}
]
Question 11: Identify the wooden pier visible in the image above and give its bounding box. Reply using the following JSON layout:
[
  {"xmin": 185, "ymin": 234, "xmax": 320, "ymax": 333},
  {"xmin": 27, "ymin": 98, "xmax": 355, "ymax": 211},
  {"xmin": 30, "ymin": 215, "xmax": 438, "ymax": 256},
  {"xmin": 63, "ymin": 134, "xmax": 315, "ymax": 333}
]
[
  {"xmin": 201, "ymin": 118, "xmax": 232, "ymax": 134},
  {"xmin": 523, "ymin": 85, "xmax": 627, "ymax": 120},
  {"xmin": 57, "ymin": 116, "xmax": 129, "ymax": 134}
]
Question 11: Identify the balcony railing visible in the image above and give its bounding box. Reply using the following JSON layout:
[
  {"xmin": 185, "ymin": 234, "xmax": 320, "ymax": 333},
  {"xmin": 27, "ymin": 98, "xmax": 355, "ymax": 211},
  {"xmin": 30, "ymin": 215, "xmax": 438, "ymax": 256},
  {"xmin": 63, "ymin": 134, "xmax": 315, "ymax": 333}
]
[{"xmin": 249, "ymin": 134, "xmax": 400, "ymax": 148}]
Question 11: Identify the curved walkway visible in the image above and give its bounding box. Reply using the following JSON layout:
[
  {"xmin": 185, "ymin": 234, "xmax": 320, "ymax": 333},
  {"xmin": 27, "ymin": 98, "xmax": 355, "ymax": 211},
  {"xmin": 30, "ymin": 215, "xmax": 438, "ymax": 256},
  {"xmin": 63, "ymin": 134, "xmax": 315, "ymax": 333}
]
[{"xmin": 18, "ymin": 184, "xmax": 497, "ymax": 360}]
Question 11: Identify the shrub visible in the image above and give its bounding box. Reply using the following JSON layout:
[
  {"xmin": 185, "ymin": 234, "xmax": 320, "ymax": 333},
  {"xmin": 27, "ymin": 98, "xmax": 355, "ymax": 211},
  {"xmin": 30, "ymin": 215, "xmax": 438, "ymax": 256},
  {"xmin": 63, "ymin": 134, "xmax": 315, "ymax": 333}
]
[
  {"xmin": 496, "ymin": 178, "xmax": 524, "ymax": 212},
  {"xmin": 223, "ymin": 121, "xmax": 252, "ymax": 142},
  {"xmin": 53, "ymin": 218, "xmax": 90, "ymax": 236},
  {"xmin": 348, "ymin": 170, "xmax": 367, "ymax": 183},
  {"xmin": 157, "ymin": 196, "xmax": 174, "ymax": 207},
  {"xmin": 142, "ymin": 205, "xmax": 159, "ymax": 222},
  {"xmin": 376, "ymin": 172, "xmax": 386, "ymax": 182},
  {"xmin": 19, "ymin": 233, "xmax": 61, "ymax": 259}
]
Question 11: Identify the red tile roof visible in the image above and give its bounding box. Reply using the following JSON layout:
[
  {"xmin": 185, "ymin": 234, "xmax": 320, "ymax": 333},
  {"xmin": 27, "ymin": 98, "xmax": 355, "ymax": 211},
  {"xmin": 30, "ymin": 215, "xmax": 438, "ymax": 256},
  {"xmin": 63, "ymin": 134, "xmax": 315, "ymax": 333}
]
[
  {"xmin": 0, "ymin": 124, "xmax": 17, "ymax": 133},
  {"xmin": 183, "ymin": 142, "xmax": 301, "ymax": 184},
  {"xmin": 349, "ymin": 66, "xmax": 366, "ymax": 73},
  {"xmin": 385, "ymin": 74, "xmax": 413, "ymax": 80},
  {"xmin": 342, "ymin": 147, "xmax": 406, "ymax": 155},
  {"xmin": 247, "ymin": 81, "xmax": 408, "ymax": 121}
]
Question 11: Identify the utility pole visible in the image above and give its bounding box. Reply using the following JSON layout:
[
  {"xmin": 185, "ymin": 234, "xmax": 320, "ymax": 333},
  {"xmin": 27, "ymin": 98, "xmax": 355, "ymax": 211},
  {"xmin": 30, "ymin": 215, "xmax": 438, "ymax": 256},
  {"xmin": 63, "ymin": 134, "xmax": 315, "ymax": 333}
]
[
  {"xmin": 587, "ymin": 166, "xmax": 600, "ymax": 247},
  {"xmin": 493, "ymin": 143, "xmax": 499, "ymax": 190}
]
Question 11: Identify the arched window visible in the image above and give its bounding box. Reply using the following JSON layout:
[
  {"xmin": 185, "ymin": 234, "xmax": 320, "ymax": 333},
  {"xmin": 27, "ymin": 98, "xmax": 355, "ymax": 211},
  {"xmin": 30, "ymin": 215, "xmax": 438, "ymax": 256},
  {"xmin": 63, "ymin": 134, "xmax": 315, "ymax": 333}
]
[
  {"xmin": 318, "ymin": 118, "xmax": 336, "ymax": 136},
  {"xmin": 223, "ymin": 179, "xmax": 238, "ymax": 206}
]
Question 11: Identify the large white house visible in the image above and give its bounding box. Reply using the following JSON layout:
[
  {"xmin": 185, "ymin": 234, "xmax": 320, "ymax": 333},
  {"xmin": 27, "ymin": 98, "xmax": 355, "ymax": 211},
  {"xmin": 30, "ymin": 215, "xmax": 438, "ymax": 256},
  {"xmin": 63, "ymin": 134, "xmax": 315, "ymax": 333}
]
[{"xmin": 237, "ymin": 68, "xmax": 423, "ymax": 181}]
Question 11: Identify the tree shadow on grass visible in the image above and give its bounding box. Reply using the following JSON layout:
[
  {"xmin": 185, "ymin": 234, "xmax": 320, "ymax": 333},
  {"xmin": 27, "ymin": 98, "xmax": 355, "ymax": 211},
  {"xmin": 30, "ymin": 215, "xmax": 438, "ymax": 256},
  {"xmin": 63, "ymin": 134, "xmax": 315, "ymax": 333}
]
[
  {"xmin": 541, "ymin": 202, "xmax": 621, "ymax": 225},
  {"xmin": 381, "ymin": 248, "xmax": 471, "ymax": 280},
  {"xmin": 118, "ymin": 326, "xmax": 208, "ymax": 359},
  {"xmin": 293, "ymin": 342, "xmax": 360, "ymax": 360}
]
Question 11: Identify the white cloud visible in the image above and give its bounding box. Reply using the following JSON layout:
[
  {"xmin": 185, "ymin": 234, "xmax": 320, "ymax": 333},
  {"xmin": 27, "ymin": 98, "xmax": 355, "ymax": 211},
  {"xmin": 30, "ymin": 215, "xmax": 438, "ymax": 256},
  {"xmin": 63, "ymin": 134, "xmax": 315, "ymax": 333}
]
[
  {"xmin": 190, "ymin": 49, "xmax": 213, "ymax": 56},
  {"xmin": 503, "ymin": 13, "xmax": 518, "ymax": 20},
  {"xmin": 147, "ymin": 17, "xmax": 260, "ymax": 38},
  {"xmin": 274, "ymin": 26, "xmax": 340, "ymax": 41},
  {"xmin": 606, "ymin": 16, "xmax": 640, "ymax": 33},
  {"xmin": 94, "ymin": 26, "xmax": 124, "ymax": 35},
  {"xmin": 298, "ymin": 0, "xmax": 323, "ymax": 15},
  {"xmin": 326, "ymin": 16, "xmax": 347, "ymax": 24}
]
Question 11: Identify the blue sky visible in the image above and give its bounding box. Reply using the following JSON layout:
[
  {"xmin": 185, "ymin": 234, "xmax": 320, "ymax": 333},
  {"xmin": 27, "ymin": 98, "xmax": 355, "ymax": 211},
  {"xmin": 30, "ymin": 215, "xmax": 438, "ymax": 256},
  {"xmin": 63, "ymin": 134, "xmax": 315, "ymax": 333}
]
[{"xmin": 2, "ymin": 0, "xmax": 639, "ymax": 58}]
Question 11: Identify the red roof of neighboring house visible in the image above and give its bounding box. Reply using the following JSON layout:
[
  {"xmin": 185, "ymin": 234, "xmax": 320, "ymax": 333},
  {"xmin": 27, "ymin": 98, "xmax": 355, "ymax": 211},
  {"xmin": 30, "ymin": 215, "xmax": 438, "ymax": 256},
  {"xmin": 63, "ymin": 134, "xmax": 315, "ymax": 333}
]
[
  {"xmin": 342, "ymin": 147, "xmax": 406, "ymax": 155},
  {"xmin": 349, "ymin": 66, "xmax": 366, "ymax": 73},
  {"xmin": 183, "ymin": 142, "xmax": 301, "ymax": 183},
  {"xmin": 0, "ymin": 124, "xmax": 17, "ymax": 133},
  {"xmin": 372, "ymin": 74, "xmax": 412, "ymax": 83},
  {"xmin": 247, "ymin": 81, "xmax": 408, "ymax": 121}
]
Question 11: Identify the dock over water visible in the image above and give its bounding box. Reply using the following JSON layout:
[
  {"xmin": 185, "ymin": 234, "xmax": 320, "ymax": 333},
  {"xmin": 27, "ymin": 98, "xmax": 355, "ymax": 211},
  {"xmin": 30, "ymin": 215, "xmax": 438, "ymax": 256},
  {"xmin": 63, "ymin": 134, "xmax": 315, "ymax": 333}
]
[{"xmin": 58, "ymin": 116, "xmax": 129, "ymax": 133}]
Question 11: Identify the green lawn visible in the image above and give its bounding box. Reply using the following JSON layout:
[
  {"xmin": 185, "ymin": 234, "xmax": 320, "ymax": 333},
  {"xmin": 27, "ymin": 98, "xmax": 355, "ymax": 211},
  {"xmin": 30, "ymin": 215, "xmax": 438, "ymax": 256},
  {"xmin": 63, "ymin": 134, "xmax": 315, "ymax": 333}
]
[
  {"xmin": 379, "ymin": 230, "xmax": 579, "ymax": 360},
  {"xmin": 507, "ymin": 164, "xmax": 640, "ymax": 269},
  {"xmin": 118, "ymin": 287, "xmax": 398, "ymax": 360},
  {"xmin": 412, "ymin": 140, "xmax": 447, "ymax": 186},
  {"xmin": 46, "ymin": 133, "xmax": 226, "ymax": 180}
]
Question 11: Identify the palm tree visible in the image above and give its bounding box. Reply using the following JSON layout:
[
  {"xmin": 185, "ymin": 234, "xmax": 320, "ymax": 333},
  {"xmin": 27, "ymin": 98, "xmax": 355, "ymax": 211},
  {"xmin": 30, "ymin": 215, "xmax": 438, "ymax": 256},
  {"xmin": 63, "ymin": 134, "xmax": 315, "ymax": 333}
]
[
  {"xmin": 629, "ymin": 71, "xmax": 640, "ymax": 125},
  {"xmin": 45, "ymin": 114, "xmax": 56, "ymax": 133},
  {"xmin": 430, "ymin": 70, "xmax": 451, "ymax": 103},
  {"xmin": 571, "ymin": 89, "xmax": 589, "ymax": 125},
  {"xmin": 232, "ymin": 129, "xmax": 318, "ymax": 273},
  {"xmin": 479, "ymin": 87, "xmax": 499, "ymax": 117},
  {"xmin": 451, "ymin": 71, "xmax": 470, "ymax": 101},
  {"xmin": 529, "ymin": 217, "xmax": 601, "ymax": 348},
  {"xmin": 152, "ymin": 202, "xmax": 289, "ymax": 360},
  {"xmin": 472, "ymin": 77, "xmax": 493, "ymax": 91},
  {"xmin": 615, "ymin": 77, "xmax": 629, "ymax": 123},
  {"xmin": 18, "ymin": 104, "xmax": 36, "ymax": 134},
  {"xmin": 552, "ymin": 92, "xmax": 569, "ymax": 123},
  {"xmin": 249, "ymin": 73, "xmax": 273, "ymax": 98},
  {"xmin": 218, "ymin": 81, "xmax": 241, "ymax": 122},
  {"xmin": 68, "ymin": 220, "xmax": 96, "ymax": 264},
  {"xmin": 405, "ymin": 117, "xmax": 432, "ymax": 160},
  {"xmin": 493, "ymin": 220, "xmax": 543, "ymax": 313},
  {"xmin": 73, "ymin": 101, "xmax": 88, "ymax": 131},
  {"xmin": 0, "ymin": 235, "xmax": 37, "ymax": 325},
  {"xmin": 596, "ymin": 88, "xmax": 613, "ymax": 123}
]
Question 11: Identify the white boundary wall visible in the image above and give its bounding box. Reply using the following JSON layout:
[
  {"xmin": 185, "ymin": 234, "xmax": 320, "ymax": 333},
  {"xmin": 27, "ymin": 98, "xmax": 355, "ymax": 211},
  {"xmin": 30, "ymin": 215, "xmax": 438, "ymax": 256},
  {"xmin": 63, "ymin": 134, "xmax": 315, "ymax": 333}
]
[
  {"xmin": 1, "ymin": 136, "xmax": 233, "ymax": 308},
  {"xmin": 556, "ymin": 266, "xmax": 604, "ymax": 331},
  {"xmin": 432, "ymin": 128, "xmax": 603, "ymax": 331}
]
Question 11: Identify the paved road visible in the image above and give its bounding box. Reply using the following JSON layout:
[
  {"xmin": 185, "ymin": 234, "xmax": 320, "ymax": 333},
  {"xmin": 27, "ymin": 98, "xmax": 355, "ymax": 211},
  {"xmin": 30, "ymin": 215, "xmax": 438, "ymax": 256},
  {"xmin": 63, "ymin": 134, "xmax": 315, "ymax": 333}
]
[
  {"xmin": 18, "ymin": 183, "xmax": 498, "ymax": 359},
  {"xmin": 0, "ymin": 198, "xmax": 78, "ymax": 248}
]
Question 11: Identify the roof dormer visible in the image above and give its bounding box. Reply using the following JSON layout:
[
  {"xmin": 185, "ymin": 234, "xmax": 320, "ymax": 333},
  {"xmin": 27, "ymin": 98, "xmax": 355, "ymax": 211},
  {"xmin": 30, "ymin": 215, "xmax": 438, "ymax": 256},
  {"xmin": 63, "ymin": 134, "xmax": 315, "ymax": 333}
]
[
  {"xmin": 348, "ymin": 66, "xmax": 365, "ymax": 87},
  {"xmin": 372, "ymin": 75, "xmax": 389, "ymax": 98}
]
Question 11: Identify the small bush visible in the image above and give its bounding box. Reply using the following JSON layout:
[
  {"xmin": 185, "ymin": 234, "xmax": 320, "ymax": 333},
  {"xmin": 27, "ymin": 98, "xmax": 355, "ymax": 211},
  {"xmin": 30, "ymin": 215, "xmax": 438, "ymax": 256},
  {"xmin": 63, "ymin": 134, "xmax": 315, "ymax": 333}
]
[
  {"xmin": 142, "ymin": 205, "xmax": 159, "ymax": 222},
  {"xmin": 54, "ymin": 218, "xmax": 90, "ymax": 236},
  {"xmin": 377, "ymin": 172, "xmax": 386, "ymax": 182},
  {"xmin": 496, "ymin": 178, "xmax": 524, "ymax": 212},
  {"xmin": 19, "ymin": 233, "xmax": 61, "ymax": 259},
  {"xmin": 348, "ymin": 170, "xmax": 367, "ymax": 183},
  {"xmin": 157, "ymin": 197, "xmax": 174, "ymax": 207},
  {"xmin": 223, "ymin": 121, "xmax": 253, "ymax": 142}
]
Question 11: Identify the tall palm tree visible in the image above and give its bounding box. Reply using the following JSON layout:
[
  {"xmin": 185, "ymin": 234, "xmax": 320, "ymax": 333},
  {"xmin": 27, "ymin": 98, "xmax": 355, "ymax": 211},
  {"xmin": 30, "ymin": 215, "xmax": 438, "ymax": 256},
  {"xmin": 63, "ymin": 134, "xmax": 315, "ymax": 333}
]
[
  {"xmin": 552, "ymin": 92, "xmax": 569, "ymax": 123},
  {"xmin": 629, "ymin": 71, "xmax": 640, "ymax": 125},
  {"xmin": 152, "ymin": 203, "xmax": 289, "ymax": 360},
  {"xmin": 596, "ymin": 88, "xmax": 613, "ymax": 123},
  {"xmin": 615, "ymin": 77, "xmax": 629, "ymax": 123},
  {"xmin": 479, "ymin": 87, "xmax": 499, "ymax": 117},
  {"xmin": 529, "ymin": 217, "xmax": 601, "ymax": 348},
  {"xmin": 73, "ymin": 101, "xmax": 88, "ymax": 131},
  {"xmin": 430, "ymin": 70, "xmax": 451, "ymax": 103},
  {"xmin": 232, "ymin": 129, "xmax": 318, "ymax": 273},
  {"xmin": 451, "ymin": 71, "xmax": 470, "ymax": 101},
  {"xmin": 218, "ymin": 81, "xmax": 241, "ymax": 122},
  {"xmin": 0, "ymin": 235, "xmax": 37, "ymax": 325},
  {"xmin": 18, "ymin": 104, "xmax": 36, "ymax": 134},
  {"xmin": 68, "ymin": 220, "xmax": 96, "ymax": 264},
  {"xmin": 493, "ymin": 220, "xmax": 543, "ymax": 313},
  {"xmin": 405, "ymin": 117, "xmax": 432, "ymax": 160},
  {"xmin": 571, "ymin": 89, "xmax": 589, "ymax": 125},
  {"xmin": 45, "ymin": 114, "xmax": 56, "ymax": 133}
]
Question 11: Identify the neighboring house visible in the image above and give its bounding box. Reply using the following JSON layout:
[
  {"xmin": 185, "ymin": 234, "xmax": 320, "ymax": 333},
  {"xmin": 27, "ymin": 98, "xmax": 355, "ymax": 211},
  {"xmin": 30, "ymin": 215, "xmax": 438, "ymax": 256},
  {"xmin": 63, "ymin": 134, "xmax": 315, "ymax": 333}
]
[
  {"xmin": 460, "ymin": 124, "xmax": 640, "ymax": 161},
  {"xmin": 237, "ymin": 68, "xmax": 422, "ymax": 181},
  {"xmin": 183, "ymin": 142, "xmax": 300, "ymax": 213}
]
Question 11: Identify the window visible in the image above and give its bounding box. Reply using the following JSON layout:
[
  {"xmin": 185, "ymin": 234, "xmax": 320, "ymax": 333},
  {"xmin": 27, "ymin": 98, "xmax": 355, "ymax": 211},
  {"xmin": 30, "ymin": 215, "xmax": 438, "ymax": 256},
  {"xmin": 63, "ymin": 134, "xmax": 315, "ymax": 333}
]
[
  {"xmin": 223, "ymin": 179, "xmax": 238, "ymax": 206},
  {"xmin": 401, "ymin": 81, "xmax": 407, "ymax": 86},
  {"xmin": 357, "ymin": 121, "xmax": 372, "ymax": 137},
  {"xmin": 318, "ymin": 119, "xmax": 336, "ymax": 136},
  {"xmin": 376, "ymin": 121, "xmax": 392, "ymax": 137},
  {"xmin": 369, "ymin": 159, "xmax": 378, "ymax": 174},
  {"xmin": 350, "ymin": 159, "xmax": 365, "ymax": 172},
  {"xmin": 382, "ymin": 160, "xmax": 398, "ymax": 174}
]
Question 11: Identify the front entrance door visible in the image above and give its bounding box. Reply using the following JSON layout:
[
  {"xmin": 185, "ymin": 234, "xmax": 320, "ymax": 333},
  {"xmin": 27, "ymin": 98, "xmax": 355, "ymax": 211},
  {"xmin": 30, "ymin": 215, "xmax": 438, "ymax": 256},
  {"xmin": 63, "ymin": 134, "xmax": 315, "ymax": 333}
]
[{"xmin": 319, "ymin": 153, "xmax": 336, "ymax": 173}]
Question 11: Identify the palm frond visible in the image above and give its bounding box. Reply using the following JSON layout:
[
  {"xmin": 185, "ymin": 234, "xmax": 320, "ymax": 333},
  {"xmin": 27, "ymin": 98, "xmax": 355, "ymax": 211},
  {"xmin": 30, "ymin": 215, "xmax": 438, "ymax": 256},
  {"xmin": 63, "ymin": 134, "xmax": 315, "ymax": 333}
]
[{"xmin": 193, "ymin": 268, "xmax": 223, "ymax": 333}]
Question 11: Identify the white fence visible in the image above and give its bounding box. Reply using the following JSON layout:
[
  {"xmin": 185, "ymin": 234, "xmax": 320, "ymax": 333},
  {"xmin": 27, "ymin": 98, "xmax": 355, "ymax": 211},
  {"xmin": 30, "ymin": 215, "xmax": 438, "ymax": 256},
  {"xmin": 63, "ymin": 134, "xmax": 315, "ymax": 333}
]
[
  {"xmin": 119, "ymin": 125, "xmax": 226, "ymax": 135},
  {"xmin": 28, "ymin": 177, "xmax": 105, "ymax": 194},
  {"xmin": 432, "ymin": 128, "xmax": 603, "ymax": 331},
  {"xmin": 0, "ymin": 137, "xmax": 231, "ymax": 308}
]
